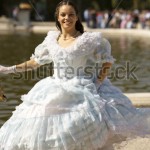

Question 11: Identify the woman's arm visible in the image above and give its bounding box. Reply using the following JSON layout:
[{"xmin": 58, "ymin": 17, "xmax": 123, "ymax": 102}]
[
  {"xmin": 0, "ymin": 59, "xmax": 40, "ymax": 74},
  {"xmin": 15, "ymin": 59, "xmax": 40, "ymax": 72},
  {"xmin": 97, "ymin": 62, "xmax": 112, "ymax": 84}
]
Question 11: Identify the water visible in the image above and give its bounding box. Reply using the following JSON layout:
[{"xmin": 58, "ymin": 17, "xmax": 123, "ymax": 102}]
[{"xmin": 0, "ymin": 32, "xmax": 150, "ymax": 126}]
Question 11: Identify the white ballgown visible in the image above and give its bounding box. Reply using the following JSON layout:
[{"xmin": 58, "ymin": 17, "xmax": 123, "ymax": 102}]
[{"xmin": 0, "ymin": 31, "xmax": 150, "ymax": 150}]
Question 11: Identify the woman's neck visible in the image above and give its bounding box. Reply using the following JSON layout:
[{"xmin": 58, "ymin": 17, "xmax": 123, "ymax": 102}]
[{"xmin": 61, "ymin": 29, "xmax": 78, "ymax": 40}]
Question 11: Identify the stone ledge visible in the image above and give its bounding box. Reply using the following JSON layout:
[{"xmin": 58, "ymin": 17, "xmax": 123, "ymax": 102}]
[
  {"xmin": 124, "ymin": 93, "xmax": 150, "ymax": 107},
  {"xmin": 1, "ymin": 20, "xmax": 150, "ymax": 36}
]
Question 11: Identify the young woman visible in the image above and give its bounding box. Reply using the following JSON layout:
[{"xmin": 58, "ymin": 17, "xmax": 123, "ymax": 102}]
[{"xmin": 0, "ymin": 1, "xmax": 150, "ymax": 149}]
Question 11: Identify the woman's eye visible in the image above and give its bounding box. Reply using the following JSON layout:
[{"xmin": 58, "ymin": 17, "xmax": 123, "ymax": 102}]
[
  {"xmin": 60, "ymin": 14, "xmax": 66, "ymax": 17},
  {"xmin": 60, "ymin": 13, "xmax": 75, "ymax": 17},
  {"xmin": 69, "ymin": 14, "xmax": 75, "ymax": 17}
]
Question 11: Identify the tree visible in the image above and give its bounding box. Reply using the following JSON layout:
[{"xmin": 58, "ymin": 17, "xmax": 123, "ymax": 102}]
[{"xmin": 133, "ymin": 0, "xmax": 139, "ymax": 9}]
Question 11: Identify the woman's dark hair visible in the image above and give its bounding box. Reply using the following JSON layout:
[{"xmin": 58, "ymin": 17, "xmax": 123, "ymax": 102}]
[{"xmin": 55, "ymin": 0, "xmax": 84, "ymax": 33}]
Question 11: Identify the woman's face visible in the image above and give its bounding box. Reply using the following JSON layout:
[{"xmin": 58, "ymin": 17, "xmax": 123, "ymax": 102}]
[{"xmin": 57, "ymin": 5, "xmax": 78, "ymax": 31}]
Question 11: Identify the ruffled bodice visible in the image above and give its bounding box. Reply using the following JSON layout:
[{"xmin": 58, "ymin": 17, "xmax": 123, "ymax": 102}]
[{"xmin": 31, "ymin": 31, "xmax": 115, "ymax": 80}]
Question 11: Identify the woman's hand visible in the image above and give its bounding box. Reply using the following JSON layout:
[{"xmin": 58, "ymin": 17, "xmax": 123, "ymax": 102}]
[
  {"xmin": 95, "ymin": 62, "xmax": 112, "ymax": 91},
  {"xmin": 94, "ymin": 79, "xmax": 102, "ymax": 91},
  {"xmin": 0, "ymin": 65, "xmax": 16, "ymax": 74}
]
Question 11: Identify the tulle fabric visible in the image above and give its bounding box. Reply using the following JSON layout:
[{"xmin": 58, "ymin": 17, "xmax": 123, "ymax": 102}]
[{"xmin": 0, "ymin": 77, "xmax": 150, "ymax": 150}]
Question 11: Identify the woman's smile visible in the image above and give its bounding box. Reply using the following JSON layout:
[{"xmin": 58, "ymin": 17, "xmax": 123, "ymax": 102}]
[{"xmin": 64, "ymin": 21, "xmax": 72, "ymax": 25}]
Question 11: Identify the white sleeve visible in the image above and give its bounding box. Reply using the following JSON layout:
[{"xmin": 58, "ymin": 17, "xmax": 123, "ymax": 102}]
[
  {"xmin": 30, "ymin": 36, "xmax": 52, "ymax": 65},
  {"xmin": 95, "ymin": 38, "xmax": 116, "ymax": 64}
]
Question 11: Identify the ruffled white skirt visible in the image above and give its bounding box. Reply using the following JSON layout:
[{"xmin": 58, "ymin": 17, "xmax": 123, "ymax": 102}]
[{"xmin": 0, "ymin": 76, "xmax": 150, "ymax": 150}]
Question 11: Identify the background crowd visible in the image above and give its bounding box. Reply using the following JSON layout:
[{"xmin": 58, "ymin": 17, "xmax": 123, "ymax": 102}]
[{"xmin": 84, "ymin": 8, "xmax": 150, "ymax": 29}]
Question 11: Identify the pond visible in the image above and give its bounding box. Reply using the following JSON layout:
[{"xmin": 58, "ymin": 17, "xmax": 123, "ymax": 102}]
[{"xmin": 0, "ymin": 32, "xmax": 150, "ymax": 126}]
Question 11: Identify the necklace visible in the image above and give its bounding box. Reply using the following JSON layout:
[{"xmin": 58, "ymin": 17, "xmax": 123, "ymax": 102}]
[{"xmin": 61, "ymin": 31, "xmax": 79, "ymax": 40}]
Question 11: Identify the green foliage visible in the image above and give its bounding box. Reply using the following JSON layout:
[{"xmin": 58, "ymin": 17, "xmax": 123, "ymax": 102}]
[{"xmin": 1, "ymin": 0, "xmax": 150, "ymax": 20}]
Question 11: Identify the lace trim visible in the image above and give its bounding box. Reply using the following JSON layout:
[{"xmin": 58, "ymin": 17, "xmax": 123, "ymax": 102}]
[{"xmin": 45, "ymin": 31, "xmax": 102, "ymax": 59}]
